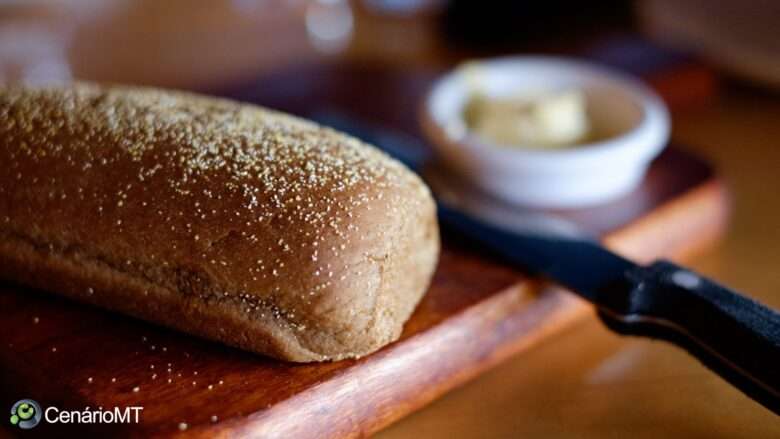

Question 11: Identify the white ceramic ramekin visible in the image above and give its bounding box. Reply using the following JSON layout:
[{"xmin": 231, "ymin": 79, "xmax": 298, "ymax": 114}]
[{"xmin": 420, "ymin": 56, "xmax": 670, "ymax": 208}]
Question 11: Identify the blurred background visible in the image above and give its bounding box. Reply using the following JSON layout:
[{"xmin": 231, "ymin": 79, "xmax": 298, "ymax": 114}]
[
  {"xmin": 1, "ymin": 0, "xmax": 779, "ymax": 436},
  {"xmin": 1, "ymin": 0, "xmax": 777, "ymax": 91}
]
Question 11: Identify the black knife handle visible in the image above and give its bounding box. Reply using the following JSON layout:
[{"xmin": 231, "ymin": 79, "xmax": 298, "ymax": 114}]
[{"xmin": 598, "ymin": 260, "xmax": 780, "ymax": 414}]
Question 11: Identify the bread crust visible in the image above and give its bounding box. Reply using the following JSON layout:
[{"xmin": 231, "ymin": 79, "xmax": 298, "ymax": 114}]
[{"xmin": 0, "ymin": 83, "xmax": 439, "ymax": 362}]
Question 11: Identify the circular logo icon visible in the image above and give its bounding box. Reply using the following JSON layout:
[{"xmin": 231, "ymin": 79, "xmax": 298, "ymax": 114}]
[{"xmin": 10, "ymin": 399, "xmax": 42, "ymax": 429}]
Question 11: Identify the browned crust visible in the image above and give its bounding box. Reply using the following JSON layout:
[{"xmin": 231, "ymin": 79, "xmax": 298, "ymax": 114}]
[{"xmin": 0, "ymin": 82, "xmax": 440, "ymax": 362}]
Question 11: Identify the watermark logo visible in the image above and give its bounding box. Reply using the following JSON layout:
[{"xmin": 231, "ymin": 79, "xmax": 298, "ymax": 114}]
[
  {"xmin": 9, "ymin": 399, "xmax": 143, "ymax": 429},
  {"xmin": 10, "ymin": 399, "xmax": 42, "ymax": 429}
]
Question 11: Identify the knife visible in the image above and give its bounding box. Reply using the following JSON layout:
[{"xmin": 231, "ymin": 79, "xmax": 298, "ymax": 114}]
[{"xmin": 313, "ymin": 111, "xmax": 780, "ymax": 415}]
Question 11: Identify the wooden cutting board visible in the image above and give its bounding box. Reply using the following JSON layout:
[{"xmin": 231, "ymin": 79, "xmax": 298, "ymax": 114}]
[{"xmin": 0, "ymin": 65, "xmax": 727, "ymax": 438}]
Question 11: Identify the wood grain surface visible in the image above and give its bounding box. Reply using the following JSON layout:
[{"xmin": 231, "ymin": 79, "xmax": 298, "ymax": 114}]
[{"xmin": 0, "ymin": 63, "xmax": 730, "ymax": 438}]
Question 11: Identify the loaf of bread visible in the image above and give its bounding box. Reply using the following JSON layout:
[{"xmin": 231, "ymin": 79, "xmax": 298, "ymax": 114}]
[{"xmin": 0, "ymin": 83, "xmax": 439, "ymax": 362}]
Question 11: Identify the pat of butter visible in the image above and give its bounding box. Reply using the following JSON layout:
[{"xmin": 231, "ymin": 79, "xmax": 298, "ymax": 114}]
[{"xmin": 463, "ymin": 89, "xmax": 590, "ymax": 149}]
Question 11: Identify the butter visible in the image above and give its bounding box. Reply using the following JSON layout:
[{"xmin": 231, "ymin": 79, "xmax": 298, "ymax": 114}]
[{"xmin": 460, "ymin": 65, "xmax": 590, "ymax": 148}]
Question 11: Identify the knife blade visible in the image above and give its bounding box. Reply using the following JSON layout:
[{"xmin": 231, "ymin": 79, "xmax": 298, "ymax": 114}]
[{"xmin": 314, "ymin": 111, "xmax": 780, "ymax": 414}]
